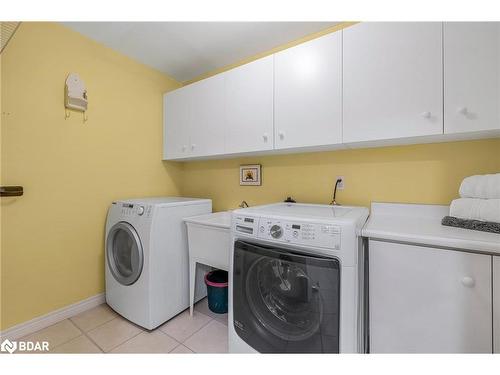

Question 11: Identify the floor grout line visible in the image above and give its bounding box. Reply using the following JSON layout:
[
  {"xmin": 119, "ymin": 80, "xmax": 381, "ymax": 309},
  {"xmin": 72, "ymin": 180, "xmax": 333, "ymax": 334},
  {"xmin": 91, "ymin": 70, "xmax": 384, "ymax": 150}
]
[
  {"xmin": 183, "ymin": 320, "xmax": 229, "ymax": 354},
  {"xmin": 71, "ymin": 314, "xmax": 144, "ymax": 353},
  {"xmin": 102, "ymin": 320, "xmax": 145, "ymax": 353},
  {"xmin": 156, "ymin": 327, "xmax": 183, "ymax": 347},
  {"xmin": 79, "ymin": 326, "xmax": 106, "ymax": 353},
  {"xmin": 56, "ymin": 318, "xmax": 104, "ymax": 353},
  {"xmin": 37, "ymin": 302, "xmax": 228, "ymax": 354},
  {"xmin": 42, "ymin": 319, "xmax": 83, "ymax": 352},
  {"xmin": 47, "ymin": 306, "xmax": 119, "ymax": 352},
  {"xmin": 178, "ymin": 315, "xmax": 214, "ymax": 345},
  {"xmin": 75, "ymin": 316, "xmax": 120, "ymax": 352},
  {"xmin": 70, "ymin": 309, "xmax": 119, "ymax": 333},
  {"xmin": 168, "ymin": 343, "xmax": 184, "ymax": 353},
  {"xmin": 180, "ymin": 320, "xmax": 219, "ymax": 353},
  {"xmin": 169, "ymin": 344, "xmax": 194, "ymax": 354},
  {"xmin": 104, "ymin": 330, "xmax": 144, "ymax": 353}
]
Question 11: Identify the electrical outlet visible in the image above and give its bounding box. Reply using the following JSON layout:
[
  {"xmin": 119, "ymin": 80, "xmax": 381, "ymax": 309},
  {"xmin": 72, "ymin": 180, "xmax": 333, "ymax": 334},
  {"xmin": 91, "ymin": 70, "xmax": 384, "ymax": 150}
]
[{"xmin": 336, "ymin": 176, "xmax": 344, "ymax": 190}]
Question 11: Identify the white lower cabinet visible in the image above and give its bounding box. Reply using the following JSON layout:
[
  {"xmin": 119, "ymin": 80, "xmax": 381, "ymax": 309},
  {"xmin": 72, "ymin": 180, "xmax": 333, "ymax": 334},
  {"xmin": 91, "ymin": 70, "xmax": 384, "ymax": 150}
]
[
  {"xmin": 494, "ymin": 256, "xmax": 500, "ymax": 353},
  {"xmin": 369, "ymin": 240, "xmax": 492, "ymax": 353}
]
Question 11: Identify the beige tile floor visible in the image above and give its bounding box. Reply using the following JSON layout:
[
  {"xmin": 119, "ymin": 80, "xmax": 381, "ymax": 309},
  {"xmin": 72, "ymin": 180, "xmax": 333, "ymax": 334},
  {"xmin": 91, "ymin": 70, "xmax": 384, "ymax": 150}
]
[{"xmin": 19, "ymin": 298, "xmax": 228, "ymax": 354}]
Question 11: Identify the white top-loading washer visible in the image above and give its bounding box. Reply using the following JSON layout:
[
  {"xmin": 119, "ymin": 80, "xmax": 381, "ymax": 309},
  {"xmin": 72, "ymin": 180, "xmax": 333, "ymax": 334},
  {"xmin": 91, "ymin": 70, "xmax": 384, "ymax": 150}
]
[
  {"xmin": 105, "ymin": 197, "xmax": 211, "ymax": 330},
  {"xmin": 228, "ymin": 202, "xmax": 369, "ymax": 353}
]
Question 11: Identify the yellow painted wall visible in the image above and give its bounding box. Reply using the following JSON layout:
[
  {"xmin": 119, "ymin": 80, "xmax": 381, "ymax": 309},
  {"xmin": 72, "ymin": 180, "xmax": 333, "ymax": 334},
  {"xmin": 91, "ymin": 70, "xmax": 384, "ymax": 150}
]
[
  {"xmin": 0, "ymin": 22, "xmax": 182, "ymax": 330},
  {"xmin": 181, "ymin": 139, "xmax": 500, "ymax": 212}
]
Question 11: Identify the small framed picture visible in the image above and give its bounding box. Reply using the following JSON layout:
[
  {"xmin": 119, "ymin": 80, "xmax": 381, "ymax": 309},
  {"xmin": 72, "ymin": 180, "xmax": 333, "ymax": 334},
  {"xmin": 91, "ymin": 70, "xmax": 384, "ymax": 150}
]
[{"xmin": 240, "ymin": 164, "xmax": 262, "ymax": 186}]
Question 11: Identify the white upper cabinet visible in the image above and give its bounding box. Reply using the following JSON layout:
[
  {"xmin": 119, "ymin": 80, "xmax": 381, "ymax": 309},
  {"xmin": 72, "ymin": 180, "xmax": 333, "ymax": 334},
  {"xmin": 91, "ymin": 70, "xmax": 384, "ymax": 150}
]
[
  {"xmin": 225, "ymin": 56, "xmax": 274, "ymax": 154},
  {"xmin": 494, "ymin": 256, "xmax": 500, "ymax": 354},
  {"xmin": 188, "ymin": 74, "xmax": 226, "ymax": 157},
  {"xmin": 163, "ymin": 85, "xmax": 192, "ymax": 160},
  {"xmin": 444, "ymin": 22, "xmax": 500, "ymax": 134},
  {"xmin": 164, "ymin": 77, "xmax": 225, "ymax": 160},
  {"xmin": 343, "ymin": 23, "xmax": 443, "ymax": 143},
  {"xmin": 274, "ymin": 31, "xmax": 342, "ymax": 150},
  {"xmin": 164, "ymin": 22, "xmax": 499, "ymax": 161}
]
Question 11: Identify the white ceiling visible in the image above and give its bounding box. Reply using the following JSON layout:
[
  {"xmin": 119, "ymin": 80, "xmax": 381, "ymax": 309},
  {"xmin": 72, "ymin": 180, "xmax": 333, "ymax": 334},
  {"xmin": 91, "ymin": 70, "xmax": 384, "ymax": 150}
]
[{"xmin": 62, "ymin": 22, "xmax": 339, "ymax": 82}]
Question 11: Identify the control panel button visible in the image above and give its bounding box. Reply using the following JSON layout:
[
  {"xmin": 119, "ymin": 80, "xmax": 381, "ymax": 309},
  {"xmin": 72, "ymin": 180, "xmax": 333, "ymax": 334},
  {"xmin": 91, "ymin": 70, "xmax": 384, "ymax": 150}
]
[
  {"xmin": 270, "ymin": 225, "xmax": 283, "ymax": 239},
  {"xmin": 137, "ymin": 206, "xmax": 145, "ymax": 216},
  {"xmin": 260, "ymin": 226, "xmax": 265, "ymax": 233}
]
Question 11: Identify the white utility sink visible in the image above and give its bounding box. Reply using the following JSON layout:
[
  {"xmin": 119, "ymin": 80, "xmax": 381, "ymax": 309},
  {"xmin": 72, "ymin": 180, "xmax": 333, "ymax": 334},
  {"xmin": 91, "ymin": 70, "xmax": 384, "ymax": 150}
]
[
  {"xmin": 184, "ymin": 211, "xmax": 232, "ymax": 315},
  {"xmin": 184, "ymin": 211, "xmax": 231, "ymax": 229}
]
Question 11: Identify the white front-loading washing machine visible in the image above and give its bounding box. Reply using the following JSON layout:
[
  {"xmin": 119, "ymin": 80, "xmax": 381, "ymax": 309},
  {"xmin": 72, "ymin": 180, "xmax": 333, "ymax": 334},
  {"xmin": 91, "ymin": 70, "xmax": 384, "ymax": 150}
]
[
  {"xmin": 105, "ymin": 197, "xmax": 211, "ymax": 330},
  {"xmin": 229, "ymin": 203, "xmax": 369, "ymax": 353}
]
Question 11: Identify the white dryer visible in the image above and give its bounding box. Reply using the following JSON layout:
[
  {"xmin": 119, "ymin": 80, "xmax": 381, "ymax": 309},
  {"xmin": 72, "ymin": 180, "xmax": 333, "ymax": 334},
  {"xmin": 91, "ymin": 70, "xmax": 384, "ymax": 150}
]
[
  {"xmin": 105, "ymin": 197, "xmax": 211, "ymax": 330},
  {"xmin": 229, "ymin": 203, "xmax": 369, "ymax": 353}
]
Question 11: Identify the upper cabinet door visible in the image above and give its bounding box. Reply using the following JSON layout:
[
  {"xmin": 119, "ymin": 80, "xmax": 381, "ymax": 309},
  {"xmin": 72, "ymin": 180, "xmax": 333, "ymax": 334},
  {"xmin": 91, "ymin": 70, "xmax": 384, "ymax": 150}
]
[
  {"xmin": 444, "ymin": 22, "xmax": 500, "ymax": 134},
  {"xmin": 274, "ymin": 32, "xmax": 342, "ymax": 150},
  {"xmin": 343, "ymin": 23, "xmax": 443, "ymax": 143},
  {"xmin": 163, "ymin": 86, "xmax": 191, "ymax": 160},
  {"xmin": 189, "ymin": 74, "xmax": 226, "ymax": 157},
  {"xmin": 225, "ymin": 56, "xmax": 274, "ymax": 154}
]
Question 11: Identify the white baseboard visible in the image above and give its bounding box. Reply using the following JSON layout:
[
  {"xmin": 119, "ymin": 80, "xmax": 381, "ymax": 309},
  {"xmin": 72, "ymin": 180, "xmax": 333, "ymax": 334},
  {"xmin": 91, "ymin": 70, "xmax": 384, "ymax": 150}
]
[{"xmin": 0, "ymin": 293, "xmax": 105, "ymax": 341}]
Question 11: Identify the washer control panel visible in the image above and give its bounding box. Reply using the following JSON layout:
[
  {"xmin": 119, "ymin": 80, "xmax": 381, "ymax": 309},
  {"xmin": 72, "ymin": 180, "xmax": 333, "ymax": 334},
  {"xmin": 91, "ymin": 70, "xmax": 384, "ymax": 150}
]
[
  {"xmin": 120, "ymin": 203, "xmax": 152, "ymax": 218},
  {"xmin": 257, "ymin": 218, "xmax": 341, "ymax": 250},
  {"xmin": 233, "ymin": 215, "xmax": 260, "ymax": 236}
]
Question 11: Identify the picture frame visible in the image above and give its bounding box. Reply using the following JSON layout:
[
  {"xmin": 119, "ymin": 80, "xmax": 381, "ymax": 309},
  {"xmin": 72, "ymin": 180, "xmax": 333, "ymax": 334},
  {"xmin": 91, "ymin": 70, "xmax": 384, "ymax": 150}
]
[{"xmin": 240, "ymin": 164, "xmax": 262, "ymax": 186}]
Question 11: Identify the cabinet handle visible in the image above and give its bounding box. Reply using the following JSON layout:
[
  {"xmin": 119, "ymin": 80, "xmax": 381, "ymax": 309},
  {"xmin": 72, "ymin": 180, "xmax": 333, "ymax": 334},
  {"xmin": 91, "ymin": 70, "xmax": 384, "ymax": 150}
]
[
  {"xmin": 278, "ymin": 131, "xmax": 285, "ymax": 140},
  {"xmin": 461, "ymin": 276, "xmax": 475, "ymax": 288},
  {"xmin": 191, "ymin": 144, "xmax": 196, "ymax": 150},
  {"xmin": 457, "ymin": 107, "xmax": 468, "ymax": 115},
  {"xmin": 421, "ymin": 111, "xmax": 432, "ymax": 119},
  {"xmin": 263, "ymin": 133, "xmax": 268, "ymax": 142}
]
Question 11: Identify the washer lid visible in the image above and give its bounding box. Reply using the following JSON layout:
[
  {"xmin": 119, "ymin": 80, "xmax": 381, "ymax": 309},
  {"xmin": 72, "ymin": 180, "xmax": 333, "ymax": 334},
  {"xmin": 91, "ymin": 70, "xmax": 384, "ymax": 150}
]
[
  {"xmin": 106, "ymin": 222, "xmax": 144, "ymax": 286},
  {"xmin": 234, "ymin": 202, "xmax": 368, "ymax": 223}
]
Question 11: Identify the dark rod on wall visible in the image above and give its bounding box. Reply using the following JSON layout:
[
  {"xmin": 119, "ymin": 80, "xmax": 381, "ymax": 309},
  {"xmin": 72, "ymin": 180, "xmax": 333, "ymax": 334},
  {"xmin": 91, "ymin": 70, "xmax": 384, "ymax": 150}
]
[{"xmin": 0, "ymin": 186, "xmax": 23, "ymax": 197}]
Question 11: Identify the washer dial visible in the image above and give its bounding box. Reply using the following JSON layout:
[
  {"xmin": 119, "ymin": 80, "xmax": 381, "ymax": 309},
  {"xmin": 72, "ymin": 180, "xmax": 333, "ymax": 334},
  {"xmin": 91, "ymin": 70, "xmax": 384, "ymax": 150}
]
[{"xmin": 270, "ymin": 224, "xmax": 283, "ymax": 239}]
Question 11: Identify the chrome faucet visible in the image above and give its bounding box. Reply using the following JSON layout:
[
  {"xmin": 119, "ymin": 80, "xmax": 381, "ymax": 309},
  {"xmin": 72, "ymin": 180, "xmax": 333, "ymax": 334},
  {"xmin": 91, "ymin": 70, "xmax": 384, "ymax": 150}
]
[{"xmin": 239, "ymin": 200, "xmax": 249, "ymax": 208}]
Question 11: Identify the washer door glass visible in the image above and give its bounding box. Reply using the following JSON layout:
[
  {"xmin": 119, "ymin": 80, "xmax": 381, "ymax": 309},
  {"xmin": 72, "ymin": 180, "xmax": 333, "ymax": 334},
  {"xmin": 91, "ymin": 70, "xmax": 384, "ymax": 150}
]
[
  {"xmin": 106, "ymin": 222, "xmax": 144, "ymax": 286},
  {"xmin": 233, "ymin": 240, "xmax": 340, "ymax": 353},
  {"xmin": 246, "ymin": 257, "xmax": 322, "ymax": 342}
]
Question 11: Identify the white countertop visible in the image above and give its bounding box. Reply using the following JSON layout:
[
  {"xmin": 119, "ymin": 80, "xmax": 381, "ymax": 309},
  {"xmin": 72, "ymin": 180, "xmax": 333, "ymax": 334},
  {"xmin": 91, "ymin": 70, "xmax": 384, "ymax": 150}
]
[
  {"xmin": 183, "ymin": 211, "xmax": 232, "ymax": 229},
  {"xmin": 362, "ymin": 202, "xmax": 500, "ymax": 255}
]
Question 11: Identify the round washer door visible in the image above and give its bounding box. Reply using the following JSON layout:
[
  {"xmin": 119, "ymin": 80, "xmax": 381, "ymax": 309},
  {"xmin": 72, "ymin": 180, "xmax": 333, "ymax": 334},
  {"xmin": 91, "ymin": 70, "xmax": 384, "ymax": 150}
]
[{"xmin": 106, "ymin": 222, "xmax": 144, "ymax": 286}]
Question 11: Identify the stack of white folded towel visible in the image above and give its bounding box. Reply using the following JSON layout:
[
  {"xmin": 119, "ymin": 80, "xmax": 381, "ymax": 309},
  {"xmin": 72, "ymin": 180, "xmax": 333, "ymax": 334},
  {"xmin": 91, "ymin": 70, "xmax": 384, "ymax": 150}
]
[{"xmin": 450, "ymin": 173, "xmax": 500, "ymax": 223}]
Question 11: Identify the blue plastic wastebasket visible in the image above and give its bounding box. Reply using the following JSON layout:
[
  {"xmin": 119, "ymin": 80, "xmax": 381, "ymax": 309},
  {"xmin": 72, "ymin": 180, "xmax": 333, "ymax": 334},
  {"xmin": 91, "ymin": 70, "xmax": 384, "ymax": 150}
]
[{"xmin": 205, "ymin": 270, "xmax": 228, "ymax": 314}]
